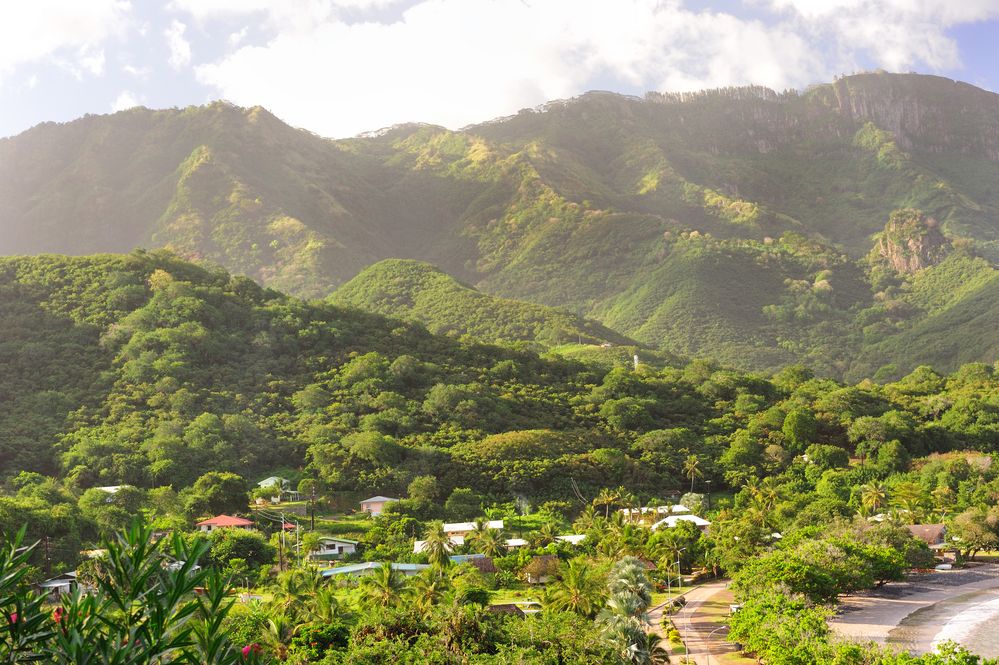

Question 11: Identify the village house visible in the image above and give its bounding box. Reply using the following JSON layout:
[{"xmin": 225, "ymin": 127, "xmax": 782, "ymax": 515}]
[
  {"xmin": 359, "ymin": 496, "xmax": 399, "ymax": 516},
  {"xmin": 37, "ymin": 571, "xmax": 79, "ymax": 599},
  {"xmin": 320, "ymin": 562, "xmax": 429, "ymax": 579},
  {"xmin": 555, "ymin": 534, "xmax": 587, "ymax": 545},
  {"xmin": 619, "ymin": 504, "xmax": 692, "ymax": 519},
  {"xmin": 442, "ymin": 520, "xmax": 504, "ymax": 536},
  {"xmin": 650, "ymin": 514, "xmax": 711, "ymax": 532},
  {"xmin": 524, "ymin": 555, "xmax": 560, "ymax": 584},
  {"xmin": 307, "ymin": 537, "xmax": 358, "ymax": 561},
  {"xmin": 257, "ymin": 476, "xmax": 300, "ymax": 503},
  {"xmin": 487, "ymin": 603, "xmax": 526, "ymax": 617},
  {"xmin": 906, "ymin": 524, "xmax": 949, "ymax": 551},
  {"xmin": 195, "ymin": 514, "xmax": 254, "ymax": 533}
]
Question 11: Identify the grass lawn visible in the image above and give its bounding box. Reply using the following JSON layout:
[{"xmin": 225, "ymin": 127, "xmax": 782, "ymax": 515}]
[
  {"xmin": 489, "ymin": 586, "xmax": 543, "ymax": 605},
  {"xmin": 650, "ymin": 586, "xmax": 695, "ymax": 608}
]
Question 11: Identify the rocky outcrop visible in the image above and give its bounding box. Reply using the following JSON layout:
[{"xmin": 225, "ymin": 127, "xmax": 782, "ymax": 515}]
[
  {"xmin": 811, "ymin": 73, "xmax": 999, "ymax": 161},
  {"xmin": 875, "ymin": 208, "xmax": 949, "ymax": 274}
]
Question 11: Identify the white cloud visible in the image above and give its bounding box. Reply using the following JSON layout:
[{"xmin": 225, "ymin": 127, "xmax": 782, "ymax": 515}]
[
  {"xmin": 78, "ymin": 47, "xmax": 106, "ymax": 76},
  {"xmin": 228, "ymin": 26, "xmax": 249, "ymax": 46},
  {"xmin": 181, "ymin": 0, "xmax": 999, "ymax": 138},
  {"xmin": 0, "ymin": 0, "xmax": 129, "ymax": 84},
  {"xmin": 164, "ymin": 19, "xmax": 191, "ymax": 69},
  {"xmin": 767, "ymin": 0, "xmax": 999, "ymax": 71},
  {"xmin": 192, "ymin": 0, "xmax": 822, "ymax": 137},
  {"xmin": 110, "ymin": 90, "xmax": 142, "ymax": 111},
  {"xmin": 123, "ymin": 63, "xmax": 150, "ymax": 78}
]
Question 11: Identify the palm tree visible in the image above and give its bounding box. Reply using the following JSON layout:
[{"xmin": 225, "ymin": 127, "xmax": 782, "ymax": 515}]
[
  {"xmin": 756, "ymin": 476, "xmax": 782, "ymax": 513},
  {"xmin": 358, "ymin": 563, "xmax": 409, "ymax": 611},
  {"xmin": 421, "ymin": 520, "xmax": 453, "ymax": 569},
  {"xmin": 545, "ymin": 558, "xmax": 605, "ymax": 617},
  {"xmin": 303, "ymin": 587, "xmax": 341, "ymax": 625},
  {"xmin": 893, "ymin": 481, "xmax": 926, "ymax": 523},
  {"xmin": 261, "ymin": 613, "xmax": 296, "ymax": 661},
  {"xmin": 860, "ymin": 481, "xmax": 888, "ymax": 516},
  {"xmin": 271, "ymin": 568, "xmax": 322, "ymax": 617},
  {"xmin": 594, "ymin": 487, "xmax": 621, "ymax": 518},
  {"xmin": 597, "ymin": 556, "xmax": 664, "ymax": 665},
  {"xmin": 532, "ymin": 521, "xmax": 560, "ymax": 548},
  {"xmin": 683, "ymin": 455, "xmax": 702, "ymax": 493},
  {"xmin": 410, "ymin": 571, "xmax": 448, "ymax": 618},
  {"xmin": 619, "ymin": 490, "xmax": 638, "ymax": 523},
  {"xmin": 474, "ymin": 527, "xmax": 507, "ymax": 558},
  {"xmin": 465, "ymin": 517, "xmax": 489, "ymax": 546},
  {"xmin": 574, "ymin": 505, "xmax": 599, "ymax": 532},
  {"xmin": 606, "ymin": 557, "xmax": 652, "ymax": 614}
]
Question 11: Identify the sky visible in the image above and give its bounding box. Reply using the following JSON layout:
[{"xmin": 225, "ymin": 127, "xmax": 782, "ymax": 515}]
[{"xmin": 1, "ymin": 0, "xmax": 999, "ymax": 139}]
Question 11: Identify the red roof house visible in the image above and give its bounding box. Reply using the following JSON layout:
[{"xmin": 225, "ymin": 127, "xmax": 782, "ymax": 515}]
[{"xmin": 196, "ymin": 515, "xmax": 254, "ymax": 533}]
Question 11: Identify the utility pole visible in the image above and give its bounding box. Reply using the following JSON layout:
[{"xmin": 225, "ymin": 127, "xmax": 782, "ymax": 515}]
[
  {"xmin": 280, "ymin": 512, "xmax": 287, "ymax": 572},
  {"xmin": 43, "ymin": 536, "xmax": 51, "ymax": 577},
  {"xmin": 310, "ymin": 483, "xmax": 317, "ymax": 531}
]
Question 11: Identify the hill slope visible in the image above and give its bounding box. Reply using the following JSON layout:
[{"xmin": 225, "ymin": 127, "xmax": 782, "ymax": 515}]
[
  {"xmin": 3, "ymin": 72, "xmax": 999, "ymax": 377},
  {"xmin": 331, "ymin": 259, "xmax": 637, "ymax": 347}
]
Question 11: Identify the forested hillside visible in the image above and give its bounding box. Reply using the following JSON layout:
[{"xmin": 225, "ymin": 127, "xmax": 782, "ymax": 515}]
[
  {"xmin": 4, "ymin": 251, "xmax": 999, "ymax": 500},
  {"xmin": 2, "ymin": 72, "xmax": 999, "ymax": 376},
  {"xmin": 331, "ymin": 259, "xmax": 636, "ymax": 347},
  {"xmin": 5, "ymin": 252, "xmax": 999, "ymax": 663}
]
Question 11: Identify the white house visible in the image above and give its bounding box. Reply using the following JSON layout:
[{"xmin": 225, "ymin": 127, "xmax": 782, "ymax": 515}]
[
  {"xmin": 38, "ymin": 572, "xmax": 78, "ymax": 599},
  {"xmin": 320, "ymin": 562, "xmax": 428, "ymax": 578},
  {"xmin": 359, "ymin": 496, "xmax": 399, "ymax": 516},
  {"xmin": 258, "ymin": 476, "xmax": 287, "ymax": 490},
  {"xmin": 309, "ymin": 537, "xmax": 358, "ymax": 561},
  {"xmin": 555, "ymin": 534, "xmax": 587, "ymax": 545},
  {"xmin": 650, "ymin": 514, "xmax": 711, "ymax": 531},
  {"xmin": 257, "ymin": 477, "xmax": 300, "ymax": 502},
  {"xmin": 442, "ymin": 520, "xmax": 504, "ymax": 536},
  {"xmin": 620, "ymin": 504, "xmax": 692, "ymax": 518}
]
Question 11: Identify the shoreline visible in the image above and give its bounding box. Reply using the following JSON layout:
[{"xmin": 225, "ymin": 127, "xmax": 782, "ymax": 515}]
[{"xmin": 830, "ymin": 563, "xmax": 999, "ymax": 652}]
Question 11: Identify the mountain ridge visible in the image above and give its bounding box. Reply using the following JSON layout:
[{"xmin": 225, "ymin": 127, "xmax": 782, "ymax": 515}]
[{"xmin": 2, "ymin": 71, "xmax": 998, "ymax": 378}]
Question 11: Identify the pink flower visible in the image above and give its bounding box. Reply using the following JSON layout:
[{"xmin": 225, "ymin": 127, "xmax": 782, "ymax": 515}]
[
  {"xmin": 9, "ymin": 613, "xmax": 17, "ymax": 624},
  {"xmin": 52, "ymin": 607, "xmax": 65, "ymax": 623},
  {"xmin": 241, "ymin": 643, "xmax": 262, "ymax": 658}
]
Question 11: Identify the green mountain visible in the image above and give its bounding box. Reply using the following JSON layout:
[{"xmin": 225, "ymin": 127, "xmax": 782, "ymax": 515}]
[
  {"xmin": 331, "ymin": 258, "xmax": 637, "ymax": 347},
  {"xmin": 3, "ymin": 72, "xmax": 999, "ymax": 377}
]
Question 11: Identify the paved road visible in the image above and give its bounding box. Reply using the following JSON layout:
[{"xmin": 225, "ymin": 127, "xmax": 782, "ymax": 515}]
[{"xmin": 657, "ymin": 580, "xmax": 739, "ymax": 665}]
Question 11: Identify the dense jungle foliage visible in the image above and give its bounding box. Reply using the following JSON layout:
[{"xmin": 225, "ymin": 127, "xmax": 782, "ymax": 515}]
[{"xmin": 3, "ymin": 251, "xmax": 999, "ymax": 663}]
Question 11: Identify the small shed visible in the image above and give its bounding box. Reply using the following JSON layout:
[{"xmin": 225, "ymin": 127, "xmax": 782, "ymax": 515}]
[
  {"xmin": 524, "ymin": 554, "xmax": 560, "ymax": 584},
  {"xmin": 38, "ymin": 572, "xmax": 78, "ymax": 599},
  {"xmin": 488, "ymin": 603, "xmax": 526, "ymax": 617},
  {"xmin": 906, "ymin": 524, "xmax": 948, "ymax": 550}
]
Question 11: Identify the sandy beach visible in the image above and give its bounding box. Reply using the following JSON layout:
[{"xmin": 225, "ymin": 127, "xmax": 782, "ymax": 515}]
[{"xmin": 830, "ymin": 563, "xmax": 999, "ymax": 653}]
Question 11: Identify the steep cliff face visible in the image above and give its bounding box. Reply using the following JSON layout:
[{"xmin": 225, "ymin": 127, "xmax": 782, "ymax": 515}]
[
  {"xmin": 876, "ymin": 208, "xmax": 950, "ymax": 274},
  {"xmin": 811, "ymin": 73, "xmax": 999, "ymax": 161}
]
